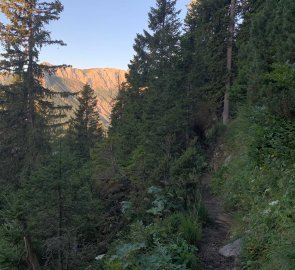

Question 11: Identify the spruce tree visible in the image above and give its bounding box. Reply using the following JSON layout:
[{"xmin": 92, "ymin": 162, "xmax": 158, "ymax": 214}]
[
  {"xmin": 70, "ymin": 84, "xmax": 103, "ymax": 159},
  {"xmin": 147, "ymin": 0, "xmax": 181, "ymax": 75},
  {"xmin": 122, "ymin": 0, "xmax": 183, "ymax": 146},
  {"xmin": 127, "ymin": 34, "xmax": 150, "ymax": 89},
  {"xmin": 222, "ymin": 0, "xmax": 236, "ymax": 124},
  {"xmin": 0, "ymin": 0, "xmax": 67, "ymax": 178},
  {"xmin": 110, "ymin": 0, "xmax": 184, "ymax": 183},
  {"xmin": 0, "ymin": 80, "xmax": 27, "ymax": 186},
  {"xmin": 0, "ymin": 1, "xmax": 68, "ymax": 269},
  {"xmin": 19, "ymin": 148, "xmax": 101, "ymax": 269},
  {"xmin": 183, "ymin": 0, "xmax": 230, "ymax": 126},
  {"xmin": 233, "ymin": 0, "xmax": 295, "ymax": 117}
]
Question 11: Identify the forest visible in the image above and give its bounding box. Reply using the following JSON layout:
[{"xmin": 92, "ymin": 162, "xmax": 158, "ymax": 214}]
[{"xmin": 0, "ymin": 0, "xmax": 294, "ymax": 269}]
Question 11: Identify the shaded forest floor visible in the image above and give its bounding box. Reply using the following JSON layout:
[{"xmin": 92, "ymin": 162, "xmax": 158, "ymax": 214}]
[{"xmin": 198, "ymin": 141, "xmax": 235, "ymax": 270}]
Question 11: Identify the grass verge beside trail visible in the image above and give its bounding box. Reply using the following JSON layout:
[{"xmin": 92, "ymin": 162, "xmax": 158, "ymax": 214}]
[{"xmin": 213, "ymin": 106, "xmax": 295, "ymax": 270}]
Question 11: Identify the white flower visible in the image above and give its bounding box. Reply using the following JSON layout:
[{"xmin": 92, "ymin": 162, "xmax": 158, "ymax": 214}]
[
  {"xmin": 263, "ymin": 208, "xmax": 271, "ymax": 215},
  {"xmin": 95, "ymin": 254, "xmax": 105, "ymax": 261},
  {"xmin": 269, "ymin": 200, "xmax": 279, "ymax": 206}
]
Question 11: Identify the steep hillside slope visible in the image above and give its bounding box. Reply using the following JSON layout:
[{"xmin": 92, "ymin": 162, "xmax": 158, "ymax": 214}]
[
  {"xmin": 0, "ymin": 66, "xmax": 126, "ymax": 126},
  {"xmin": 213, "ymin": 109, "xmax": 295, "ymax": 269},
  {"xmin": 44, "ymin": 66, "xmax": 126, "ymax": 126}
]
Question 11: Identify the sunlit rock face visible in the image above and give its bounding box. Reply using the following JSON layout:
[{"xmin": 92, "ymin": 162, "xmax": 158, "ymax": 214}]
[
  {"xmin": 0, "ymin": 65, "xmax": 126, "ymax": 127},
  {"xmin": 43, "ymin": 66, "xmax": 126, "ymax": 127}
]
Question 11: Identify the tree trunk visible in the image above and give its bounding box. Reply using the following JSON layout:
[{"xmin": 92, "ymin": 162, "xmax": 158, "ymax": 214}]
[
  {"xmin": 223, "ymin": 0, "xmax": 236, "ymax": 125},
  {"xmin": 58, "ymin": 136, "xmax": 64, "ymax": 270},
  {"xmin": 57, "ymin": 185, "xmax": 64, "ymax": 270},
  {"xmin": 21, "ymin": 218, "xmax": 41, "ymax": 270},
  {"xmin": 24, "ymin": 235, "xmax": 41, "ymax": 270}
]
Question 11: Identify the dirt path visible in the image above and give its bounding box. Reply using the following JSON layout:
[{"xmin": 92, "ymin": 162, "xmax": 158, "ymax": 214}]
[{"xmin": 198, "ymin": 170, "xmax": 235, "ymax": 270}]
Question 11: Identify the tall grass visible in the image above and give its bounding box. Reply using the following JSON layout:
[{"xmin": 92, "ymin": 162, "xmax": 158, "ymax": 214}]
[{"xmin": 213, "ymin": 106, "xmax": 295, "ymax": 269}]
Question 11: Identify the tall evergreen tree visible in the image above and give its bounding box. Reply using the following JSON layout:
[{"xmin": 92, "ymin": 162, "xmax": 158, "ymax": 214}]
[
  {"xmin": 222, "ymin": 0, "xmax": 236, "ymax": 124},
  {"xmin": 233, "ymin": 0, "xmax": 295, "ymax": 117},
  {"xmin": 0, "ymin": 80, "xmax": 27, "ymax": 186},
  {"xmin": 70, "ymin": 84, "xmax": 103, "ymax": 158},
  {"xmin": 0, "ymin": 1, "xmax": 68, "ymax": 269},
  {"xmin": 0, "ymin": 0, "xmax": 67, "ymax": 179},
  {"xmin": 110, "ymin": 0, "xmax": 184, "ymax": 182},
  {"xmin": 20, "ymin": 149, "xmax": 101, "ymax": 270},
  {"xmin": 183, "ymin": 0, "xmax": 230, "ymax": 126},
  {"xmin": 146, "ymin": 0, "xmax": 181, "ymax": 75}
]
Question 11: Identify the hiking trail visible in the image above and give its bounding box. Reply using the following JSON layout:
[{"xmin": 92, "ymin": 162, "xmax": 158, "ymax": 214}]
[{"xmin": 198, "ymin": 144, "xmax": 237, "ymax": 270}]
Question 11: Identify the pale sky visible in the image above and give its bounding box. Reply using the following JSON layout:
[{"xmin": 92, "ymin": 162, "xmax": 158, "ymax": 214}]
[{"xmin": 39, "ymin": 0, "xmax": 190, "ymax": 70}]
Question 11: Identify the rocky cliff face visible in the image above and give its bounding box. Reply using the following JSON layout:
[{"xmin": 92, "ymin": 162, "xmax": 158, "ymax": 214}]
[
  {"xmin": 44, "ymin": 66, "xmax": 126, "ymax": 126},
  {"xmin": 0, "ymin": 66, "xmax": 125, "ymax": 127}
]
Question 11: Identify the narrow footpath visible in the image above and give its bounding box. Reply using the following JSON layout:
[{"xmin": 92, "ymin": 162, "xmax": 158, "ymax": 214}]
[{"xmin": 198, "ymin": 152, "xmax": 235, "ymax": 269}]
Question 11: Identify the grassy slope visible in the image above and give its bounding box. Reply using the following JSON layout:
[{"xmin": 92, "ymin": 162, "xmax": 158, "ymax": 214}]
[{"xmin": 213, "ymin": 107, "xmax": 295, "ymax": 269}]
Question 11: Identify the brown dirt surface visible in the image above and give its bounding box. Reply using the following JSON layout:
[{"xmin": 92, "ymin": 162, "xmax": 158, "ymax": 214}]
[{"xmin": 198, "ymin": 140, "xmax": 235, "ymax": 270}]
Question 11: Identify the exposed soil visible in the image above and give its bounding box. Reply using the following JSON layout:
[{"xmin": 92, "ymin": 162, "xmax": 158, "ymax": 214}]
[{"xmin": 198, "ymin": 143, "xmax": 235, "ymax": 270}]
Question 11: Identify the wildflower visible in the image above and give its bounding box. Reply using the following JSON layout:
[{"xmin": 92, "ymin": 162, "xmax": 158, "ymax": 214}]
[
  {"xmin": 263, "ymin": 208, "xmax": 271, "ymax": 215},
  {"xmin": 95, "ymin": 254, "xmax": 105, "ymax": 260},
  {"xmin": 269, "ymin": 200, "xmax": 279, "ymax": 206}
]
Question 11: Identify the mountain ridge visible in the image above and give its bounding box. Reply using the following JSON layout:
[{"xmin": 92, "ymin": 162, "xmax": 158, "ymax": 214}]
[
  {"xmin": 0, "ymin": 65, "xmax": 126, "ymax": 127},
  {"xmin": 44, "ymin": 65, "xmax": 127, "ymax": 127}
]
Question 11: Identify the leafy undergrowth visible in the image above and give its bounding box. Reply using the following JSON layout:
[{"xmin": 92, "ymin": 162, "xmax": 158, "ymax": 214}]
[
  {"xmin": 95, "ymin": 145, "xmax": 206, "ymax": 270},
  {"xmin": 103, "ymin": 216, "xmax": 200, "ymax": 270},
  {"xmin": 213, "ymin": 107, "xmax": 295, "ymax": 269}
]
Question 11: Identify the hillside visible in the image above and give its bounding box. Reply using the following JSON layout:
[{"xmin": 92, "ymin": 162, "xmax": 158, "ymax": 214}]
[
  {"xmin": 1, "ymin": 0, "xmax": 294, "ymax": 269},
  {"xmin": 44, "ymin": 66, "xmax": 126, "ymax": 126},
  {"xmin": 0, "ymin": 66, "xmax": 126, "ymax": 126}
]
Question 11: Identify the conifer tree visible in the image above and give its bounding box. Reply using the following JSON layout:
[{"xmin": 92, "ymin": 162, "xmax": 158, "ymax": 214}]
[
  {"xmin": 233, "ymin": 0, "xmax": 295, "ymax": 117},
  {"xmin": 183, "ymin": 0, "xmax": 230, "ymax": 125},
  {"xmin": 20, "ymin": 149, "xmax": 101, "ymax": 270},
  {"xmin": 0, "ymin": 81, "xmax": 27, "ymax": 186},
  {"xmin": 0, "ymin": 0, "xmax": 67, "ymax": 177},
  {"xmin": 127, "ymin": 34, "xmax": 150, "ymax": 88},
  {"xmin": 70, "ymin": 84, "xmax": 103, "ymax": 158},
  {"xmin": 147, "ymin": 0, "xmax": 181, "ymax": 75},
  {"xmin": 223, "ymin": 0, "xmax": 236, "ymax": 124},
  {"xmin": 110, "ymin": 0, "xmax": 183, "ymax": 182},
  {"xmin": 0, "ymin": 1, "xmax": 68, "ymax": 269}
]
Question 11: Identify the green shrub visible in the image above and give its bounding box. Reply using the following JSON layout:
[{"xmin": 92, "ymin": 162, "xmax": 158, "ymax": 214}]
[
  {"xmin": 103, "ymin": 219, "xmax": 200, "ymax": 270},
  {"xmin": 171, "ymin": 144, "xmax": 205, "ymax": 180},
  {"xmin": 163, "ymin": 144, "xmax": 205, "ymax": 213},
  {"xmin": 165, "ymin": 213, "xmax": 202, "ymax": 246}
]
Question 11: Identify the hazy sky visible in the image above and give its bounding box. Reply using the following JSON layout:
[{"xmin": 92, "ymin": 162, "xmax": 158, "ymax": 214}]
[{"xmin": 39, "ymin": 0, "xmax": 190, "ymax": 70}]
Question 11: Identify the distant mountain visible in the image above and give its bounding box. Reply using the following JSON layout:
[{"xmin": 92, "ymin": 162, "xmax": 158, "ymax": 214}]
[
  {"xmin": 44, "ymin": 66, "xmax": 126, "ymax": 127},
  {"xmin": 0, "ymin": 65, "xmax": 125, "ymax": 127}
]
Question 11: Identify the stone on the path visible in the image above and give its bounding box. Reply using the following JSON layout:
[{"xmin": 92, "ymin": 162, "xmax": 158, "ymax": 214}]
[{"xmin": 219, "ymin": 239, "xmax": 241, "ymax": 258}]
